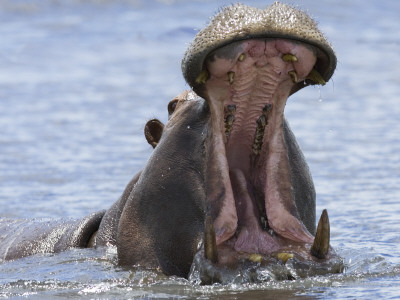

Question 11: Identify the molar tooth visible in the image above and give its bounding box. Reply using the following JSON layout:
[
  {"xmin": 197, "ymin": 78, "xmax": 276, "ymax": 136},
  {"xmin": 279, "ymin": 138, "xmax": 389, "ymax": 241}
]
[
  {"xmin": 288, "ymin": 70, "xmax": 298, "ymax": 83},
  {"xmin": 228, "ymin": 71, "xmax": 235, "ymax": 85},
  {"xmin": 225, "ymin": 114, "xmax": 235, "ymax": 138},
  {"xmin": 195, "ymin": 69, "xmax": 209, "ymax": 84},
  {"xmin": 204, "ymin": 216, "xmax": 218, "ymax": 263},
  {"xmin": 310, "ymin": 209, "xmax": 330, "ymax": 259},
  {"xmin": 306, "ymin": 68, "xmax": 326, "ymax": 85},
  {"xmin": 238, "ymin": 53, "xmax": 246, "ymax": 62},
  {"xmin": 257, "ymin": 115, "xmax": 266, "ymax": 127},
  {"xmin": 226, "ymin": 104, "xmax": 236, "ymax": 114},
  {"xmin": 252, "ymin": 114, "xmax": 268, "ymax": 156},
  {"xmin": 225, "ymin": 114, "xmax": 235, "ymax": 126},
  {"xmin": 263, "ymin": 103, "xmax": 272, "ymax": 115},
  {"xmin": 282, "ymin": 53, "xmax": 298, "ymax": 62}
]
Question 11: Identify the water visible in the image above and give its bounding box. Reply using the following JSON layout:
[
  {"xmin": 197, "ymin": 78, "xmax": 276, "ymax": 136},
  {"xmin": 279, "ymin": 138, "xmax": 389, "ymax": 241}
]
[{"xmin": 0, "ymin": 0, "xmax": 399, "ymax": 298}]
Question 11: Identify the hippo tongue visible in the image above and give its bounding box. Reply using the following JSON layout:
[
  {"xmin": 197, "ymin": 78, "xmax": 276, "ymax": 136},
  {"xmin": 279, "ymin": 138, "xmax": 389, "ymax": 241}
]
[{"xmin": 203, "ymin": 38, "xmax": 315, "ymax": 250}]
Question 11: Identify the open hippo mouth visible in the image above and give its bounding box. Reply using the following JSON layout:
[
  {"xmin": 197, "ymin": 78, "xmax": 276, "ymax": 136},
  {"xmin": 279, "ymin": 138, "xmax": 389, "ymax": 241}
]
[
  {"xmin": 204, "ymin": 38, "xmax": 316, "ymax": 254},
  {"xmin": 181, "ymin": 3, "xmax": 336, "ymax": 266}
]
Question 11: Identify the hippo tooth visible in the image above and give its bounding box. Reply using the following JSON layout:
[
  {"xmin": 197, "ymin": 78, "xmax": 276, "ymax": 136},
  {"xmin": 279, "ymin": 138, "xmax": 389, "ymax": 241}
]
[
  {"xmin": 282, "ymin": 53, "xmax": 298, "ymax": 62},
  {"xmin": 310, "ymin": 209, "xmax": 330, "ymax": 259},
  {"xmin": 288, "ymin": 70, "xmax": 298, "ymax": 83},
  {"xmin": 306, "ymin": 68, "xmax": 326, "ymax": 85},
  {"xmin": 252, "ymin": 114, "xmax": 268, "ymax": 155},
  {"xmin": 257, "ymin": 114, "xmax": 267, "ymax": 127},
  {"xmin": 224, "ymin": 114, "xmax": 235, "ymax": 139},
  {"xmin": 195, "ymin": 69, "xmax": 209, "ymax": 84},
  {"xmin": 228, "ymin": 71, "xmax": 235, "ymax": 85},
  {"xmin": 249, "ymin": 253, "xmax": 263, "ymax": 263},
  {"xmin": 276, "ymin": 252, "xmax": 294, "ymax": 263},
  {"xmin": 262, "ymin": 103, "xmax": 272, "ymax": 114},
  {"xmin": 204, "ymin": 216, "xmax": 218, "ymax": 263},
  {"xmin": 226, "ymin": 104, "xmax": 237, "ymax": 114},
  {"xmin": 238, "ymin": 53, "xmax": 246, "ymax": 62}
]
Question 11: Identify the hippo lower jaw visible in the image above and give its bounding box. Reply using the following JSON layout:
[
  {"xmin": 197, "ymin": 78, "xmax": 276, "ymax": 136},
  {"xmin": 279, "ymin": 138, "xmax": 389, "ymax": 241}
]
[{"xmin": 199, "ymin": 38, "xmax": 327, "ymax": 263}]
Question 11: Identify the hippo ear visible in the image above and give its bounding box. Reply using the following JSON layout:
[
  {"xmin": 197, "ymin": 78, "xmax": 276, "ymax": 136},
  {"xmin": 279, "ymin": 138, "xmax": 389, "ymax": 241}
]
[
  {"xmin": 144, "ymin": 119, "xmax": 164, "ymax": 148},
  {"xmin": 168, "ymin": 98, "xmax": 179, "ymax": 117}
]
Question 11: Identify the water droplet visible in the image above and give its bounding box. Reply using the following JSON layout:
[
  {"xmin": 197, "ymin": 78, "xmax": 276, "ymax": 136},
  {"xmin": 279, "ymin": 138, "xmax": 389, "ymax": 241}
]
[{"xmin": 187, "ymin": 125, "xmax": 191, "ymax": 129}]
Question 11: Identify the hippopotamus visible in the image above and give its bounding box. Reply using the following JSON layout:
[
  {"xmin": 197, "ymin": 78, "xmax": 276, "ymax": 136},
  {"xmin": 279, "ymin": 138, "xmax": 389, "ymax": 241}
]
[{"xmin": 0, "ymin": 2, "xmax": 343, "ymax": 282}]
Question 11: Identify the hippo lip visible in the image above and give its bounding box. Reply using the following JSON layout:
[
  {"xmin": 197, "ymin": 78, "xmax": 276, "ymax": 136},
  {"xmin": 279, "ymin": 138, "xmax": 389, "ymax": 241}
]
[{"xmin": 201, "ymin": 37, "xmax": 317, "ymax": 257}]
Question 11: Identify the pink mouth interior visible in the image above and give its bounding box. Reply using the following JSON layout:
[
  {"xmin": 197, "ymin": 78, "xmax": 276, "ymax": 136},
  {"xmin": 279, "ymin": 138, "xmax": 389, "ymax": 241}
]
[{"xmin": 203, "ymin": 38, "xmax": 317, "ymax": 255}]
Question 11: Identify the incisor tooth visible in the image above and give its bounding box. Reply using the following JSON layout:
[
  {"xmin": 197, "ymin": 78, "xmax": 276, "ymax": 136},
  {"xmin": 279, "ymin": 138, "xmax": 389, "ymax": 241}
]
[
  {"xmin": 306, "ymin": 68, "xmax": 326, "ymax": 85},
  {"xmin": 310, "ymin": 209, "xmax": 330, "ymax": 259},
  {"xmin": 249, "ymin": 253, "xmax": 263, "ymax": 263},
  {"xmin": 195, "ymin": 69, "xmax": 209, "ymax": 84},
  {"xmin": 238, "ymin": 53, "xmax": 246, "ymax": 62},
  {"xmin": 228, "ymin": 71, "xmax": 235, "ymax": 85},
  {"xmin": 276, "ymin": 252, "xmax": 294, "ymax": 263},
  {"xmin": 282, "ymin": 53, "xmax": 298, "ymax": 62},
  {"xmin": 288, "ymin": 70, "xmax": 298, "ymax": 83}
]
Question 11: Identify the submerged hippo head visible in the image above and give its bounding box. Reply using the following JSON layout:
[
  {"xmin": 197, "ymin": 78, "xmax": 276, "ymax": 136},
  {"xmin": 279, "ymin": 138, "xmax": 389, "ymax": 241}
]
[{"xmin": 116, "ymin": 2, "xmax": 343, "ymax": 282}]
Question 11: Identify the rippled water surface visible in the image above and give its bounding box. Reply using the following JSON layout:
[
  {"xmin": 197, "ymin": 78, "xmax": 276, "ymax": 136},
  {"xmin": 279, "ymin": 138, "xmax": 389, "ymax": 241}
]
[{"xmin": 1, "ymin": 0, "xmax": 399, "ymax": 298}]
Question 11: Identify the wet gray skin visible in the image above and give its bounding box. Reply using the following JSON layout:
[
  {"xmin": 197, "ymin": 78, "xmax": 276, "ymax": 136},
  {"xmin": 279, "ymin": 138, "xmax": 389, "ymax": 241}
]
[{"xmin": 0, "ymin": 2, "xmax": 344, "ymax": 283}]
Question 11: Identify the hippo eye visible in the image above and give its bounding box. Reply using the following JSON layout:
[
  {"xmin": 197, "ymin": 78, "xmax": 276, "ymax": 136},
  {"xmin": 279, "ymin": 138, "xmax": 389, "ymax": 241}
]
[{"xmin": 168, "ymin": 99, "xmax": 179, "ymax": 116}]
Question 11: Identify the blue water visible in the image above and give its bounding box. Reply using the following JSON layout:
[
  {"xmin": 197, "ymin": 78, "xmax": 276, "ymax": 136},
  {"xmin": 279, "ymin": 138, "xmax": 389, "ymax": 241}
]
[{"xmin": 0, "ymin": 0, "xmax": 399, "ymax": 298}]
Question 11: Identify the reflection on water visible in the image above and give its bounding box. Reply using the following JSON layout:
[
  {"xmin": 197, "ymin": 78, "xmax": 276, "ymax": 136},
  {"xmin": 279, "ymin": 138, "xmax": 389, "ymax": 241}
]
[{"xmin": 0, "ymin": 0, "xmax": 400, "ymax": 299}]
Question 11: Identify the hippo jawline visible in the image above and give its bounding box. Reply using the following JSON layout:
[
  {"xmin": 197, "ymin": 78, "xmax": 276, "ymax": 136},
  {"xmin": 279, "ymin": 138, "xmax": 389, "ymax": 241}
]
[{"xmin": 196, "ymin": 37, "xmax": 331, "ymax": 264}]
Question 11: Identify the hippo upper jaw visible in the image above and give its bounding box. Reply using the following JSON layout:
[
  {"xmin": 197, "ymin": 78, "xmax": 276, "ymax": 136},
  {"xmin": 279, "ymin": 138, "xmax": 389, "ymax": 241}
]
[{"xmin": 202, "ymin": 38, "xmax": 316, "ymax": 260}]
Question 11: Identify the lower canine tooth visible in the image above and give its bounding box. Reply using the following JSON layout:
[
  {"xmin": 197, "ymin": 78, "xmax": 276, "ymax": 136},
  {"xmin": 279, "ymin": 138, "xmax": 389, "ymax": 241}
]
[
  {"xmin": 310, "ymin": 209, "xmax": 330, "ymax": 259},
  {"xmin": 288, "ymin": 70, "xmax": 298, "ymax": 83},
  {"xmin": 204, "ymin": 216, "xmax": 218, "ymax": 263}
]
